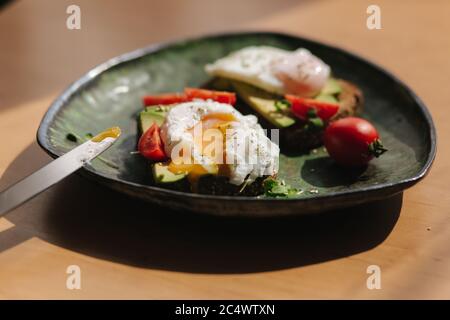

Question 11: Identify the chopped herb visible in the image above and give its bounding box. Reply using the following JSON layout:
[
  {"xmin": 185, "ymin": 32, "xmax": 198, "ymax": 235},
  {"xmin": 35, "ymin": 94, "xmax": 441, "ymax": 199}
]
[
  {"xmin": 263, "ymin": 178, "xmax": 277, "ymax": 192},
  {"xmin": 308, "ymin": 116, "xmax": 324, "ymax": 129},
  {"xmin": 66, "ymin": 132, "xmax": 92, "ymax": 142},
  {"xmin": 263, "ymin": 178, "xmax": 300, "ymax": 197},
  {"xmin": 66, "ymin": 133, "xmax": 78, "ymax": 142},
  {"xmin": 306, "ymin": 108, "xmax": 318, "ymax": 119},
  {"xmin": 274, "ymin": 99, "xmax": 291, "ymax": 112},
  {"xmin": 304, "ymin": 108, "xmax": 324, "ymax": 132}
]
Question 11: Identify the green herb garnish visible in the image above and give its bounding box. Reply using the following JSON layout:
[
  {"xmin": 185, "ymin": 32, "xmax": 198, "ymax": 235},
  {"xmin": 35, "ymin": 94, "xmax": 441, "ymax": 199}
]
[
  {"xmin": 307, "ymin": 116, "xmax": 324, "ymax": 129},
  {"xmin": 66, "ymin": 133, "xmax": 79, "ymax": 142},
  {"xmin": 274, "ymin": 99, "xmax": 291, "ymax": 112},
  {"xmin": 263, "ymin": 178, "xmax": 300, "ymax": 197},
  {"xmin": 306, "ymin": 108, "xmax": 317, "ymax": 118},
  {"xmin": 304, "ymin": 108, "xmax": 324, "ymax": 132},
  {"xmin": 66, "ymin": 132, "xmax": 91, "ymax": 142}
]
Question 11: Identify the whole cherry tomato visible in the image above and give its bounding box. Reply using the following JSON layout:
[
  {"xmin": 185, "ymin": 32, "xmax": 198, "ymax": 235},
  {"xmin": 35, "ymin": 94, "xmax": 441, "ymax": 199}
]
[{"xmin": 324, "ymin": 117, "xmax": 387, "ymax": 166}]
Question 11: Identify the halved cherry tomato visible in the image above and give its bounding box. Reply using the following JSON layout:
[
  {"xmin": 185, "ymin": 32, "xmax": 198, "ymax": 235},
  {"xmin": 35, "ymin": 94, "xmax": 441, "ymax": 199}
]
[
  {"xmin": 324, "ymin": 117, "xmax": 387, "ymax": 167},
  {"xmin": 138, "ymin": 123, "xmax": 167, "ymax": 161},
  {"xmin": 185, "ymin": 88, "xmax": 236, "ymax": 105},
  {"xmin": 285, "ymin": 95, "xmax": 339, "ymax": 121},
  {"xmin": 143, "ymin": 88, "xmax": 237, "ymax": 106},
  {"xmin": 143, "ymin": 93, "xmax": 188, "ymax": 106}
]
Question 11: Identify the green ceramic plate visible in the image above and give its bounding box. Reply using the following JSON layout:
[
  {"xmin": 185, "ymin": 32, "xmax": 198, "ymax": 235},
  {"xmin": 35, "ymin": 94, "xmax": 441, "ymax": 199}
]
[{"xmin": 37, "ymin": 32, "xmax": 436, "ymax": 216}]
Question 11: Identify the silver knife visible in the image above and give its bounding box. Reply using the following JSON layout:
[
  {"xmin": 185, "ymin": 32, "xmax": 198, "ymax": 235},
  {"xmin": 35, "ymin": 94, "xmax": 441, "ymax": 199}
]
[{"xmin": 0, "ymin": 127, "xmax": 121, "ymax": 217}]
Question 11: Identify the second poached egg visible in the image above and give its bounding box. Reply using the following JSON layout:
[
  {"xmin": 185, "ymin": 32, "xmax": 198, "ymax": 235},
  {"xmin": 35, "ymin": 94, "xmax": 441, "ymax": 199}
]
[{"xmin": 205, "ymin": 46, "xmax": 330, "ymax": 97}]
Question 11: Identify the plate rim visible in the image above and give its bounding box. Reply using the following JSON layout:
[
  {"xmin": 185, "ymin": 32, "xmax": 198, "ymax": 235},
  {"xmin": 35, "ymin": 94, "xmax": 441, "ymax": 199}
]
[{"xmin": 36, "ymin": 30, "xmax": 437, "ymax": 203}]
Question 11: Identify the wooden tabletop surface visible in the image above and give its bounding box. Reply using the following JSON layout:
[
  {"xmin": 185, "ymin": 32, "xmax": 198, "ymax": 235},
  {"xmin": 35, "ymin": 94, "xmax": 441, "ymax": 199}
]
[{"xmin": 0, "ymin": 0, "xmax": 449, "ymax": 299}]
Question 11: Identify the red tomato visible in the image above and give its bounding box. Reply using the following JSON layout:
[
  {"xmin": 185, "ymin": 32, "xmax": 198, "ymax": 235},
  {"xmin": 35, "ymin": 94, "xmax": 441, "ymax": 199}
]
[
  {"xmin": 324, "ymin": 117, "xmax": 387, "ymax": 166},
  {"xmin": 185, "ymin": 88, "xmax": 236, "ymax": 105},
  {"xmin": 143, "ymin": 93, "xmax": 188, "ymax": 106},
  {"xmin": 285, "ymin": 95, "xmax": 339, "ymax": 121},
  {"xmin": 143, "ymin": 88, "xmax": 237, "ymax": 106},
  {"xmin": 138, "ymin": 123, "xmax": 167, "ymax": 161}
]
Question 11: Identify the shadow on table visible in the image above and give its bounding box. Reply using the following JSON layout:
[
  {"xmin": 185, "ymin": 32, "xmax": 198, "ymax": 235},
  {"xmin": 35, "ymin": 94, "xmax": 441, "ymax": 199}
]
[{"xmin": 0, "ymin": 142, "xmax": 402, "ymax": 274}]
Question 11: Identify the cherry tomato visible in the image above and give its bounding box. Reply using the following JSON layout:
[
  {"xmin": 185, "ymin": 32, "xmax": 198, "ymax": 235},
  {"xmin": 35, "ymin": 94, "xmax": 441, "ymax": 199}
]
[
  {"xmin": 143, "ymin": 88, "xmax": 237, "ymax": 106},
  {"xmin": 185, "ymin": 88, "xmax": 236, "ymax": 105},
  {"xmin": 138, "ymin": 123, "xmax": 167, "ymax": 161},
  {"xmin": 285, "ymin": 94, "xmax": 339, "ymax": 121},
  {"xmin": 143, "ymin": 93, "xmax": 188, "ymax": 106},
  {"xmin": 324, "ymin": 117, "xmax": 387, "ymax": 166}
]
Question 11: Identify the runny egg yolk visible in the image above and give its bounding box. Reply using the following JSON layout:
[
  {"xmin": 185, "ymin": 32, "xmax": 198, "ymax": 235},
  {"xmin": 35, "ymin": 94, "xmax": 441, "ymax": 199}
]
[
  {"xmin": 91, "ymin": 126, "xmax": 121, "ymax": 142},
  {"xmin": 167, "ymin": 112, "xmax": 237, "ymax": 184}
]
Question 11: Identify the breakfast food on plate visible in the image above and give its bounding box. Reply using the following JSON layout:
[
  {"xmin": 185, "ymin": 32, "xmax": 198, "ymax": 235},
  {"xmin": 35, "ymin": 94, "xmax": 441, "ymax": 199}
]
[
  {"xmin": 138, "ymin": 88, "xmax": 280, "ymax": 195},
  {"xmin": 205, "ymin": 46, "xmax": 363, "ymax": 151},
  {"xmin": 136, "ymin": 45, "xmax": 386, "ymax": 196}
]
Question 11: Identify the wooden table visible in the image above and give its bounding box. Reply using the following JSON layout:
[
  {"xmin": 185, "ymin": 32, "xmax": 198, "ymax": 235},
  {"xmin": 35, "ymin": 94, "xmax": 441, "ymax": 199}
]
[{"xmin": 0, "ymin": 0, "xmax": 449, "ymax": 299}]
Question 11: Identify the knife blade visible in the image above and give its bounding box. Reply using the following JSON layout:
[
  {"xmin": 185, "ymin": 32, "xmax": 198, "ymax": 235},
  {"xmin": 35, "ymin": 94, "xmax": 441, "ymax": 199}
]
[{"xmin": 0, "ymin": 127, "xmax": 121, "ymax": 217}]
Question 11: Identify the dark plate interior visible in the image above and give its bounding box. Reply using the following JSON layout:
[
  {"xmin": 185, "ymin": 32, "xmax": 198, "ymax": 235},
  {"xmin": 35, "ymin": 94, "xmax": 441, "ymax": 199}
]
[{"xmin": 37, "ymin": 32, "xmax": 436, "ymax": 216}]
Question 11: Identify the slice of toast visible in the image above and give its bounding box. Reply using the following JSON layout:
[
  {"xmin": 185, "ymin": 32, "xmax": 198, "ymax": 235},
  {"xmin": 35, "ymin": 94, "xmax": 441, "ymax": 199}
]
[
  {"xmin": 139, "ymin": 106, "xmax": 275, "ymax": 196},
  {"xmin": 334, "ymin": 79, "xmax": 364, "ymax": 119},
  {"xmin": 207, "ymin": 77, "xmax": 363, "ymax": 152}
]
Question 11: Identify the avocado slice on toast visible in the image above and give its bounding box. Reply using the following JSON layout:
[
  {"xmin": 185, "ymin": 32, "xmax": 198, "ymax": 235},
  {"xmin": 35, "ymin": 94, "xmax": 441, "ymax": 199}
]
[{"xmin": 138, "ymin": 105, "xmax": 188, "ymax": 184}]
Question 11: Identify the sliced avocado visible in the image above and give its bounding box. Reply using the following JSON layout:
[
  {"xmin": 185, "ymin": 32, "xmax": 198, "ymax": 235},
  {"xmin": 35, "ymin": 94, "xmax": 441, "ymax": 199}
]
[
  {"xmin": 139, "ymin": 105, "xmax": 170, "ymax": 133},
  {"xmin": 139, "ymin": 107, "xmax": 187, "ymax": 184},
  {"xmin": 320, "ymin": 78, "xmax": 342, "ymax": 95},
  {"xmin": 152, "ymin": 162, "xmax": 187, "ymax": 184},
  {"xmin": 314, "ymin": 94, "xmax": 339, "ymax": 104},
  {"xmin": 230, "ymin": 81, "xmax": 296, "ymax": 128}
]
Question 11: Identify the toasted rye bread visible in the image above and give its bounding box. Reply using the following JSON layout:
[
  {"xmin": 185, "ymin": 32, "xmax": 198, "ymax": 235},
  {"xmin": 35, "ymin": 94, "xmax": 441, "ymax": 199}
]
[
  {"xmin": 280, "ymin": 79, "xmax": 363, "ymax": 152},
  {"xmin": 206, "ymin": 76, "xmax": 363, "ymax": 152},
  {"xmin": 197, "ymin": 175, "xmax": 271, "ymax": 196},
  {"xmin": 153, "ymin": 173, "xmax": 272, "ymax": 196},
  {"xmin": 334, "ymin": 79, "xmax": 364, "ymax": 119}
]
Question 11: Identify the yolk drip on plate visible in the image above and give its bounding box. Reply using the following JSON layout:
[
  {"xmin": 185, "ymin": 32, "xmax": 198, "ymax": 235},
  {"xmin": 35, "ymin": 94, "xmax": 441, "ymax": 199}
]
[
  {"xmin": 167, "ymin": 112, "xmax": 237, "ymax": 184},
  {"xmin": 91, "ymin": 126, "xmax": 122, "ymax": 142}
]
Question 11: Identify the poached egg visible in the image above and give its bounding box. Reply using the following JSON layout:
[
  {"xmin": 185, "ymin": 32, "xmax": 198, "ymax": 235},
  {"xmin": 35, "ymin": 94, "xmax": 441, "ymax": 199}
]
[
  {"xmin": 205, "ymin": 46, "xmax": 330, "ymax": 97},
  {"xmin": 160, "ymin": 100, "xmax": 279, "ymax": 185}
]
